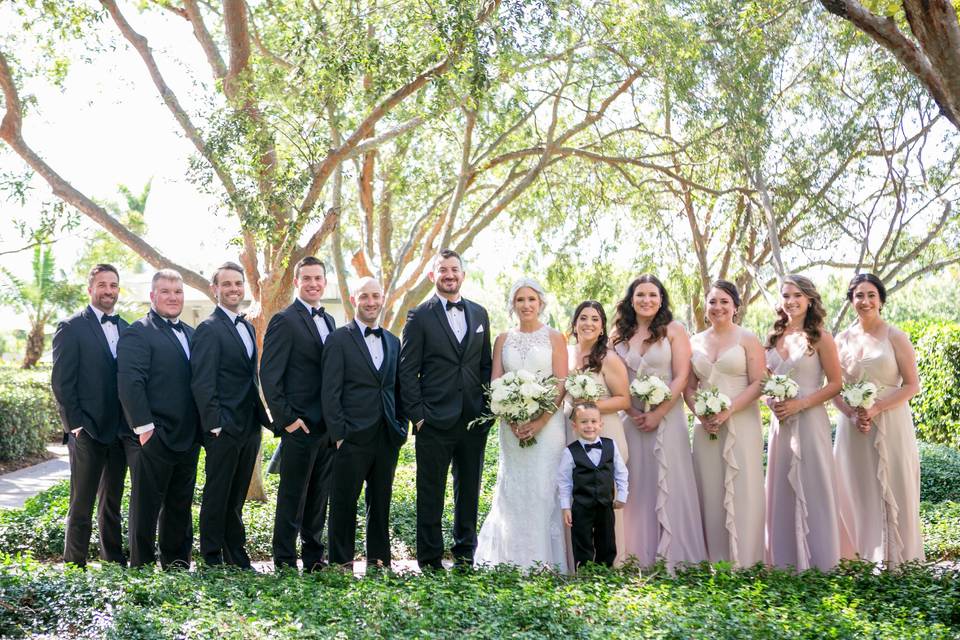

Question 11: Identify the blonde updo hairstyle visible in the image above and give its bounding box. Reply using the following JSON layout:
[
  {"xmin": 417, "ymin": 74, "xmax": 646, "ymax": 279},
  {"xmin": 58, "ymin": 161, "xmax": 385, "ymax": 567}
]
[{"xmin": 507, "ymin": 277, "xmax": 548, "ymax": 319}]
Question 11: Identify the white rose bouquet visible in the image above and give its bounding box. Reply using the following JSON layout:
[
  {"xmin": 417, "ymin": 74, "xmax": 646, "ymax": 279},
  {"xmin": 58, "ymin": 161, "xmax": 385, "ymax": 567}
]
[
  {"xmin": 841, "ymin": 380, "xmax": 878, "ymax": 410},
  {"xmin": 693, "ymin": 387, "xmax": 732, "ymax": 440},
  {"xmin": 476, "ymin": 369, "xmax": 558, "ymax": 447},
  {"xmin": 565, "ymin": 373, "xmax": 601, "ymax": 402},
  {"xmin": 629, "ymin": 373, "xmax": 672, "ymax": 409},
  {"xmin": 762, "ymin": 374, "xmax": 800, "ymax": 402}
]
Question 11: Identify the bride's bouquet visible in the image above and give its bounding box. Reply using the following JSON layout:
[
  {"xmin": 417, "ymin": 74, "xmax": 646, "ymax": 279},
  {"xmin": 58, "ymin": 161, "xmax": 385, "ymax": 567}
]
[
  {"xmin": 693, "ymin": 387, "xmax": 732, "ymax": 440},
  {"xmin": 476, "ymin": 370, "xmax": 558, "ymax": 447},
  {"xmin": 841, "ymin": 380, "xmax": 879, "ymax": 410},
  {"xmin": 565, "ymin": 373, "xmax": 601, "ymax": 401},
  {"xmin": 762, "ymin": 374, "xmax": 799, "ymax": 402},
  {"xmin": 629, "ymin": 373, "xmax": 672, "ymax": 409}
]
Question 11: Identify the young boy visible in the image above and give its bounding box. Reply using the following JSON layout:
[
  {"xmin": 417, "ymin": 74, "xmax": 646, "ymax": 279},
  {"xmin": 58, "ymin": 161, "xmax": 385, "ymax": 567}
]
[{"xmin": 557, "ymin": 401, "xmax": 628, "ymax": 569}]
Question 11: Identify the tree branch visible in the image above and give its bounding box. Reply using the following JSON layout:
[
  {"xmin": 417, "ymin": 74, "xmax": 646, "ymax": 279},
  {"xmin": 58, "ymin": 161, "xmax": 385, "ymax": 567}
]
[{"xmin": 0, "ymin": 50, "xmax": 211, "ymax": 298}]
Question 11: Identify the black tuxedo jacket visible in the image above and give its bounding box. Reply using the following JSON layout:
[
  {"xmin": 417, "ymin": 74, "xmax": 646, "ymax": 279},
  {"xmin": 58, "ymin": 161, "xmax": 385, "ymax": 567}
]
[
  {"xmin": 117, "ymin": 310, "xmax": 201, "ymax": 452},
  {"xmin": 259, "ymin": 300, "xmax": 336, "ymax": 437},
  {"xmin": 321, "ymin": 322, "xmax": 405, "ymax": 447},
  {"xmin": 51, "ymin": 306, "xmax": 130, "ymax": 444},
  {"xmin": 190, "ymin": 307, "xmax": 269, "ymax": 436},
  {"xmin": 399, "ymin": 294, "xmax": 492, "ymax": 430}
]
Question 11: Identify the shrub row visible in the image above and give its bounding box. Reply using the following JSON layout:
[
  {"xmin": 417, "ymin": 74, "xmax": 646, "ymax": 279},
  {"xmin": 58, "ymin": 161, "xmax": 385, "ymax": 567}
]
[
  {"xmin": 1, "ymin": 432, "xmax": 959, "ymax": 563},
  {"xmin": 903, "ymin": 321, "xmax": 960, "ymax": 448},
  {"xmin": 0, "ymin": 366, "xmax": 61, "ymax": 461},
  {"xmin": 0, "ymin": 556, "xmax": 958, "ymax": 639}
]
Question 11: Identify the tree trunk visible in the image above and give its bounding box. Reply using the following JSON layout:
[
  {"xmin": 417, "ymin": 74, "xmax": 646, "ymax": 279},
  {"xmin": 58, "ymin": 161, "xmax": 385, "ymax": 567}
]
[
  {"xmin": 244, "ymin": 274, "xmax": 293, "ymax": 501},
  {"xmin": 21, "ymin": 322, "xmax": 45, "ymax": 369}
]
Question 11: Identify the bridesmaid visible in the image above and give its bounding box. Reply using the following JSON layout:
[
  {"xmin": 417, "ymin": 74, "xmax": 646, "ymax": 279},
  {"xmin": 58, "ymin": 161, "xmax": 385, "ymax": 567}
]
[
  {"xmin": 566, "ymin": 301, "xmax": 631, "ymax": 564},
  {"xmin": 764, "ymin": 275, "xmax": 843, "ymax": 571},
  {"xmin": 611, "ymin": 275, "xmax": 706, "ymax": 569},
  {"xmin": 685, "ymin": 280, "xmax": 765, "ymax": 567},
  {"xmin": 833, "ymin": 273, "xmax": 924, "ymax": 567}
]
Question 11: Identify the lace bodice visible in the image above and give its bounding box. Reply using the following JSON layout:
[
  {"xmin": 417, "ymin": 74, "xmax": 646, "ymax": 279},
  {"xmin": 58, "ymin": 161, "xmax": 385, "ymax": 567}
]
[{"xmin": 502, "ymin": 326, "xmax": 554, "ymax": 377}]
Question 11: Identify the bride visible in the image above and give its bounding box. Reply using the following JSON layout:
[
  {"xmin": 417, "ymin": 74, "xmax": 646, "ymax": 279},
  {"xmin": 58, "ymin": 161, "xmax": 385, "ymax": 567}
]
[{"xmin": 474, "ymin": 278, "xmax": 569, "ymax": 572}]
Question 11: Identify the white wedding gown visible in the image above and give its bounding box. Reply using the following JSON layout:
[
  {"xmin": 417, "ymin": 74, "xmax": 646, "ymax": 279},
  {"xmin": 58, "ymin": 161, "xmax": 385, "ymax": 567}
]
[{"xmin": 474, "ymin": 326, "xmax": 569, "ymax": 573}]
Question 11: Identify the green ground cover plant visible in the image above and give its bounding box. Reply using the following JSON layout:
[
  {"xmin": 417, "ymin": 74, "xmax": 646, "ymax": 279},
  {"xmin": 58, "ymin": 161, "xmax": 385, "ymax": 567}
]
[
  {"xmin": 1, "ymin": 433, "xmax": 958, "ymax": 564},
  {"xmin": 0, "ymin": 556, "xmax": 957, "ymax": 639}
]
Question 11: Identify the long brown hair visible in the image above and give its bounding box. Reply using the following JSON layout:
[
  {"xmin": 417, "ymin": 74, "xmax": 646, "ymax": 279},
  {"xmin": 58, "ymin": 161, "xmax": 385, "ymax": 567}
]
[
  {"xmin": 612, "ymin": 275, "xmax": 673, "ymax": 346},
  {"xmin": 766, "ymin": 274, "xmax": 826, "ymax": 352},
  {"xmin": 570, "ymin": 300, "xmax": 608, "ymax": 373}
]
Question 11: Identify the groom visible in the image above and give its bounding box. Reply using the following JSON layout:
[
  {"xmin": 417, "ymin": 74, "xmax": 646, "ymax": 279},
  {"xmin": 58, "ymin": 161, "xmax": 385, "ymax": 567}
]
[{"xmin": 400, "ymin": 249, "xmax": 492, "ymax": 570}]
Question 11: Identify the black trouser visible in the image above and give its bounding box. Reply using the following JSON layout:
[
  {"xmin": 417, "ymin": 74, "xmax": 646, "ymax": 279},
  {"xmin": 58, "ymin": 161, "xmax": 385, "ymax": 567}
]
[
  {"xmin": 328, "ymin": 423, "xmax": 400, "ymax": 567},
  {"xmin": 63, "ymin": 431, "xmax": 135, "ymax": 566},
  {"xmin": 271, "ymin": 431, "xmax": 333, "ymax": 571},
  {"xmin": 128, "ymin": 435, "xmax": 200, "ymax": 569},
  {"xmin": 415, "ymin": 420, "xmax": 488, "ymax": 569},
  {"xmin": 570, "ymin": 501, "xmax": 616, "ymax": 569},
  {"xmin": 198, "ymin": 426, "xmax": 261, "ymax": 567}
]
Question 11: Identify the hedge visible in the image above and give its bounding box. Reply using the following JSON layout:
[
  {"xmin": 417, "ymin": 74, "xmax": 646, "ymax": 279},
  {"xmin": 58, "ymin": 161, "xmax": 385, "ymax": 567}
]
[
  {"xmin": 0, "ymin": 557, "xmax": 957, "ymax": 639},
  {"xmin": 0, "ymin": 366, "xmax": 61, "ymax": 461},
  {"xmin": 0, "ymin": 432, "xmax": 499, "ymax": 562},
  {"xmin": 1, "ymin": 432, "xmax": 959, "ymax": 563},
  {"xmin": 903, "ymin": 321, "xmax": 960, "ymax": 449}
]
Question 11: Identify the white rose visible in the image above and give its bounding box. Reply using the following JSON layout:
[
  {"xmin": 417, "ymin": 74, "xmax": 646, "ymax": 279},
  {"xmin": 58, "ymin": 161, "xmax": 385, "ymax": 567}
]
[
  {"xmin": 694, "ymin": 399, "xmax": 707, "ymax": 415},
  {"xmin": 524, "ymin": 398, "xmax": 540, "ymax": 415},
  {"xmin": 860, "ymin": 395, "xmax": 876, "ymax": 409},
  {"xmin": 502, "ymin": 372, "xmax": 517, "ymax": 384},
  {"xmin": 519, "ymin": 382, "xmax": 542, "ymax": 399},
  {"xmin": 490, "ymin": 400, "xmax": 506, "ymax": 415},
  {"xmin": 706, "ymin": 396, "xmax": 723, "ymax": 414},
  {"xmin": 844, "ymin": 388, "xmax": 864, "ymax": 407},
  {"xmin": 517, "ymin": 370, "xmax": 536, "ymax": 383},
  {"xmin": 493, "ymin": 388, "xmax": 513, "ymax": 405},
  {"xmin": 649, "ymin": 390, "xmax": 665, "ymax": 405}
]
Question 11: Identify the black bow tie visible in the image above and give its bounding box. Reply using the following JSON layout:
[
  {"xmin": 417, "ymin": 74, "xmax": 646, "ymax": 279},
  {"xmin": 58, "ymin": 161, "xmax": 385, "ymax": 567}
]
[
  {"xmin": 364, "ymin": 326, "xmax": 383, "ymax": 338},
  {"xmin": 583, "ymin": 441, "xmax": 603, "ymax": 451},
  {"xmin": 101, "ymin": 314, "xmax": 120, "ymax": 325},
  {"xmin": 445, "ymin": 300, "xmax": 465, "ymax": 312},
  {"xmin": 234, "ymin": 313, "xmax": 246, "ymax": 326},
  {"xmin": 166, "ymin": 319, "xmax": 183, "ymax": 333},
  {"xmin": 311, "ymin": 306, "xmax": 325, "ymax": 318}
]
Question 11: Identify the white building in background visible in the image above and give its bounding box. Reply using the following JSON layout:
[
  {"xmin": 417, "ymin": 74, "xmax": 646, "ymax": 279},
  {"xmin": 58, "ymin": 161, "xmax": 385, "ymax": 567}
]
[{"xmin": 120, "ymin": 271, "xmax": 347, "ymax": 327}]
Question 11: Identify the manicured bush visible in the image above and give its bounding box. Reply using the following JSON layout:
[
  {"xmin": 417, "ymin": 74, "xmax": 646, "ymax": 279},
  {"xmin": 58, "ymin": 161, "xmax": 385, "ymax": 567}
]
[
  {"xmin": 904, "ymin": 322, "xmax": 960, "ymax": 448},
  {"xmin": 0, "ymin": 430, "xmax": 501, "ymax": 562},
  {"xmin": 0, "ymin": 557, "xmax": 957, "ymax": 638},
  {"xmin": 919, "ymin": 441, "xmax": 960, "ymax": 504},
  {"xmin": 920, "ymin": 501, "xmax": 960, "ymax": 560},
  {"xmin": 0, "ymin": 366, "xmax": 60, "ymax": 461}
]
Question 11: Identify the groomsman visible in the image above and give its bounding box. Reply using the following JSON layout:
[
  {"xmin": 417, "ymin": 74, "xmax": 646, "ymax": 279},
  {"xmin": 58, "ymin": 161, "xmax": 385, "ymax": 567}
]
[
  {"xmin": 190, "ymin": 262, "xmax": 269, "ymax": 568},
  {"xmin": 399, "ymin": 249, "xmax": 493, "ymax": 570},
  {"xmin": 118, "ymin": 269, "xmax": 201, "ymax": 569},
  {"xmin": 322, "ymin": 277, "xmax": 406, "ymax": 570},
  {"xmin": 260, "ymin": 256, "xmax": 336, "ymax": 571},
  {"xmin": 52, "ymin": 264, "xmax": 136, "ymax": 567}
]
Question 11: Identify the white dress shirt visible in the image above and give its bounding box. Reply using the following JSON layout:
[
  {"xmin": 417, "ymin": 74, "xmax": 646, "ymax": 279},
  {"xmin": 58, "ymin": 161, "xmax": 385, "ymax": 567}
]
[
  {"xmin": 556, "ymin": 438, "xmax": 629, "ymax": 510},
  {"xmin": 218, "ymin": 304, "xmax": 254, "ymax": 359},
  {"xmin": 134, "ymin": 311, "xmax": 188, "ymax": 436},
  {"xmin": 89, "ymin": 305, "xmax": 120, "ymax": 359},
  {"xmin": 442, "ymin": 296, "xmax": 467, "ymax": 342},
  {"xmin": 298, "ymin": 297, "xmax": 330, "ymax": 343},
  {"xmin": 355, "ymin": 319, "xmax": 384, "ymax": 370}
]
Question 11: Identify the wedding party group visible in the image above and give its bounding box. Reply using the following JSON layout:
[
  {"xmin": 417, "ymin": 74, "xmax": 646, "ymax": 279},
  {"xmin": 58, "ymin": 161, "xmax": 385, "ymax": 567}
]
[{"xmin": 50, "ymin": 248, "xmax": 924, "ymax": 576}]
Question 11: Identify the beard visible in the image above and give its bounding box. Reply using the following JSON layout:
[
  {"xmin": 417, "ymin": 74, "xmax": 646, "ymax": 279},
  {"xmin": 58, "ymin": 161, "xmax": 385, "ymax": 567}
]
[{"xmin": 436, "ymin": 278, "xmax": 461, "ymax": 295}]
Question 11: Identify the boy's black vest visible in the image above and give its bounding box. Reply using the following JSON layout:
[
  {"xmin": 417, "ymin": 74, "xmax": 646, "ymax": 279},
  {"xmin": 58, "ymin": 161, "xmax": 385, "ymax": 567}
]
[{"xmin": 568, "ymin": 437, "xmax": 615, "ymax": 508}]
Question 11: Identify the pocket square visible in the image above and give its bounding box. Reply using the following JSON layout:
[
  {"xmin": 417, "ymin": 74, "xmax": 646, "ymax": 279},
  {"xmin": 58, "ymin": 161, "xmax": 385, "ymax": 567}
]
[{"xmin": 476, "ymin": 325, "xmax": 484, "ymax": 333}]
